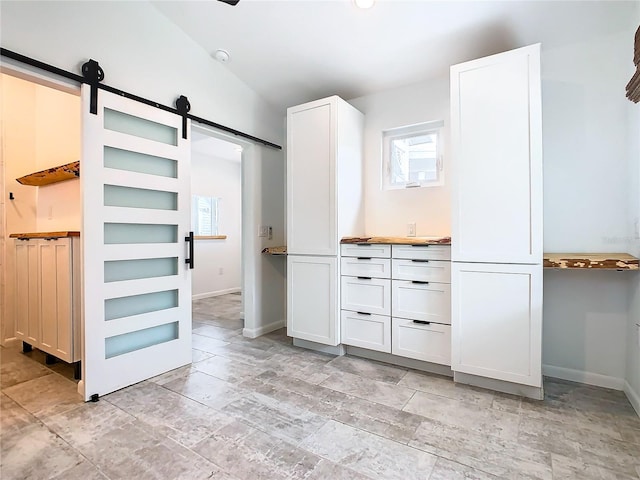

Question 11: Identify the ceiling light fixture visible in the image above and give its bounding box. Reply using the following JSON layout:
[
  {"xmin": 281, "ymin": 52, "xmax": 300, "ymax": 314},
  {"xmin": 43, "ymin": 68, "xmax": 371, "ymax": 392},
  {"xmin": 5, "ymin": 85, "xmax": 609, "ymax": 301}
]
[
  {"xmin": 213, "ymin": 49, "xmax": 230, "ymax": 63},
  {"xmin": 354, "ymin": 0, "xmax": 375, "ymax": 9}
]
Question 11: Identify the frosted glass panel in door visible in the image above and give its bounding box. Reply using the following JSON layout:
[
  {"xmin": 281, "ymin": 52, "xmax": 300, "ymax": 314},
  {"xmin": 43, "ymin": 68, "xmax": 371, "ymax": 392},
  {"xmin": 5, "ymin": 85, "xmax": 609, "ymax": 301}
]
[
  {"xmin": 104, "ymin": 257, "xmax": 178, "ymax": 282},
  {"xmin": 104, "ymin": 108, "xmax": 177, "ymax": 145},
  {"xmin": 104, "ymin": 184, "xmax": 177, "ymax": 210},
  {"xmin": 105, "ymin": 289, "xmax": 179, "ymax": 321},
  {"xmin": 105, "ymin": 322, "xmax": 179, "ymax": 358},
  {"xmin": 104, "ymin": 223, "xmax": 178, "ymax": 244},
  {"xmin": 104, "ymin": 146, "xmax": 177, "ymax": 177}
]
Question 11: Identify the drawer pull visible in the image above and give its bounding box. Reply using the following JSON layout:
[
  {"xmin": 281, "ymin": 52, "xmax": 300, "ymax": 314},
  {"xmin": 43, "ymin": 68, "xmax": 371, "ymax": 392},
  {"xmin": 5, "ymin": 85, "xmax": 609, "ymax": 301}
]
[
  {"xmin": 410, "ymin": 244, "xmax": 430, "ymax": 247},
  {"xmin": 356, "ymin": 311, "xmax": 372, "ymax": 316},
  {"xmin": 356, "ymin": 243, "xmax": 372, "ymax": 246},
  {"xmin": 411, "ymin": 259, "xmax": 430, "ymax": 263},
  {"xmin": 412, "ymin": 320, "xmax": 431, "ymax": 325},
  {"xmin": 356, "ymin": 257, "xmax": 372, "ymax": 260},
  {"xmin": 411, "ymin": 280, "xmax": 429, "ymax": 284},
  {"xmin": 357, "ymin": 276, "xmax": 372, "ymax": 280}
]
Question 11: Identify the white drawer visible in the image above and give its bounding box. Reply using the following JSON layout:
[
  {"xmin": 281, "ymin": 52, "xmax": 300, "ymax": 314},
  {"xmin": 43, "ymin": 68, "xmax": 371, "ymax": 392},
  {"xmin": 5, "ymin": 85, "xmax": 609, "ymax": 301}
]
[
  {"xmin": 341, "ymin": 276, "xmax": 391, "ymax": 316},
  {"xmin": 392, "ymin": 259, "xmax": 451, "ymax": 283},
  {"xmin": 341, "ymin": 257, "xmax": 391, "ymax": 279},
  {"xmin": 341, "ymin": 244, "xmax": 391, "ymax": 258},
  {"xmin": 392, "ymin": 280, "xmax": 451, "ymax": 324},
  {"xmin": 392, "ymin": 318, "xmax": 451, "ymax": 365},
  {"xmin": 392, "ymin": 244, "xmax": 451, "ymax": 261},
  {"xmin": 341, "ymin": 310, "xmax": 391, "ymax": 353}
]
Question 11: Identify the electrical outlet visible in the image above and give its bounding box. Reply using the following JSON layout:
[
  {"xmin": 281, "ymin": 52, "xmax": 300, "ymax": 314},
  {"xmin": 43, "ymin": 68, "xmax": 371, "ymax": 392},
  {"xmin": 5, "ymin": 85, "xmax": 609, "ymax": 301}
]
[
  {"xmin": 634, "ymin": 217, "xmax": 640, "ymax": 240},
  {"xmin": 407, "ymin": 222, "xmax": 416, "ymax": 237},
  {"xmin": 268, "ymin": 226, "xmax": 273, "ymax": 240},
  {"xmin": 258, "ymin": 225, "xmax": 268, "ymax": 237}
]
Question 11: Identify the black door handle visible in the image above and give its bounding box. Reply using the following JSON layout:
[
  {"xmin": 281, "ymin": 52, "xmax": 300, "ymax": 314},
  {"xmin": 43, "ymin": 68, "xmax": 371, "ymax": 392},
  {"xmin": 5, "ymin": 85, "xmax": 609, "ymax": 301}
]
[{"xmin": 185, "ymin": 232, "xmax": 194, "ymax": 269}]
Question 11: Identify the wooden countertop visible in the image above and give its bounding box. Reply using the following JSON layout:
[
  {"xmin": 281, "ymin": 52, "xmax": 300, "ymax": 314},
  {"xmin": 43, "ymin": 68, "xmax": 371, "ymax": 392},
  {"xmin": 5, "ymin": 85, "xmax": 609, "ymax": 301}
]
[
  {"xmin": 262, "ymin": 246, "xmax": 287, "ymax": 255},
  {"xmin": 341, "ymin": 236, "xmax": 451, "ymax": 245},
  {"xmin": 10, "ymin": 231, "xmax": 80, "ymax": 239},
  {"xmin": 543, "ymin": 253, "xmax": 639, "ymax": 270}
]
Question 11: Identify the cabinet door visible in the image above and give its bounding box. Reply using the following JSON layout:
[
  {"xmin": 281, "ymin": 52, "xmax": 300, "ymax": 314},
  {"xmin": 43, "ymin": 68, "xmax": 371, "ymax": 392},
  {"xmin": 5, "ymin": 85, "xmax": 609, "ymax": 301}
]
[
  {"xmin": 287, "ymin": 256, "xmax": 338, "ymax": 345},
  {"xmin": 451, "ymin": 44, "xmax": 542, "ymax": 264},
  {"xmin": 39, "ymin": 238, "xmax": 73, "ymax": 362},
  {"xmin": 451, "ymin": 262, "xmax": 542, "ymax": 387},
  {"xmin": 15, "ymin": 240, "xmax": 40, "ymax": 347},
  {"xmin": 287, "ymin": 99, "xmax": 336, "ymax": 256}
]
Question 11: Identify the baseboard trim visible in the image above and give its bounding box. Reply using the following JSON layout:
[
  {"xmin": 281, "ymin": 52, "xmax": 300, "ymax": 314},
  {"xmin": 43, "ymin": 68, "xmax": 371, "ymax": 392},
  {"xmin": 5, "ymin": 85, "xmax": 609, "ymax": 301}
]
[
  {"xmin": 624, "ymin": 381, "xmax": 640, "ymax": 417},
  {"xmin": 192, "ymin": 288, "xmax": 241, "ymax": 301},
  {"xmin": 454, "ymin": 371, "xmax": 544, "ymax": 400},
  {"xmin": 292, "ymin": 338, "xmax": 346, "ymax": 356},
  {"xmin": 243, "ymin": 319, "xmax": 284, "ymax": 339},
  {"xmin": 346, "ymin": 346, "xmax": 453, "ymax": 377},
  {"xmin": 1, "ymin": 337, "xmax": 18, "ymax": 348},
  {"xmin": 542, "ymin": 364, "xmax": 625, "ymax": 391}
]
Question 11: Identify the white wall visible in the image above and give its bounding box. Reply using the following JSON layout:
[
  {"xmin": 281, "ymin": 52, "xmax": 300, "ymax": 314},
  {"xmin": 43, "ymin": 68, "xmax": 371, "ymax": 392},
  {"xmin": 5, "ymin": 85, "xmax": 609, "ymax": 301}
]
[
  {"xmin": 349, "ymin": 76, "xmax": 451, "ymax": 237},
  {"xmin": 191, "ymin": 151, "xmax": 242, "ymax": 299},
  {"xmin": 626, "ymin": 8, "xmax": 640, "ymax": 414},
  {"xmin": 541, "ymin": 30, "xmax": 637, "ymax": 388},
  {"xmin": 1, "ymin": 1, "xmax": 286, "ymax": 337},
  {"xmin": 1, "ymin": 73, "xmax": 80, "ymax": 344}
]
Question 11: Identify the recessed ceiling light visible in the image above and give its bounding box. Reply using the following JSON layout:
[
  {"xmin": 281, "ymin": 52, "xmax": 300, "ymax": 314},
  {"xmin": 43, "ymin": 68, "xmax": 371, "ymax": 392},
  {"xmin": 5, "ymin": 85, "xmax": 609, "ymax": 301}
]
[
  {"xmin": 354, "ymin": 0, "xmax": 375, "ymax": 9},
  {"xmin": 213, "ymin": 49, "xmax": 230, "ymax": 63}
]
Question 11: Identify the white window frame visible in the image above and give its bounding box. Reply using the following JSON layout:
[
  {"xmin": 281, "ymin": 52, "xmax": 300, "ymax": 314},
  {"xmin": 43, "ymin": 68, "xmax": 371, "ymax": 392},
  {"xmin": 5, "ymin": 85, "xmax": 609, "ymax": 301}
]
[{"xmin": 382, "ymin": 120, "xmax": 444, "ymax": 190}]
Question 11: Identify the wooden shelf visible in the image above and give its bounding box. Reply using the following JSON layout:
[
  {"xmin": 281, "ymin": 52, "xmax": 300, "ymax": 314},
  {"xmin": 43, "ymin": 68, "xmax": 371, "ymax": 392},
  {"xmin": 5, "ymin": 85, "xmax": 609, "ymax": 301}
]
[
  {"xmin": 10, "ymin": 231, "xmax": 80, "ymax": 239},
  {"xmin": 262, "ymin": 246, "xmax": 287, "ymax": 255},
  {"xmin": 16, "ymin": 161, "xmax": 79, "ymax": 186},
  {"xmin": 544, "ymin": 253, "xmax": 639, "ymax": 270},
  {"xmin": 195, "ymin": 235, "xmax": 227, "ymax": 240}
]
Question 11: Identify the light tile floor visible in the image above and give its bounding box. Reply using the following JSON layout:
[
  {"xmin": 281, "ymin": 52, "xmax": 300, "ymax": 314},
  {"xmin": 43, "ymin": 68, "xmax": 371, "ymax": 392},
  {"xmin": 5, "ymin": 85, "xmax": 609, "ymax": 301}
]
[{"xmin": 1, "ymin": 293, "xmax": 639, "ymax": 479}]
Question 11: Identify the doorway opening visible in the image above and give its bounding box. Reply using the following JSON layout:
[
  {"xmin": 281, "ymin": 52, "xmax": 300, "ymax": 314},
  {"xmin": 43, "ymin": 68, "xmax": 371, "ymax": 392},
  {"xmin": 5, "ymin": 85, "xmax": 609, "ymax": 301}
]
[
  {"xmin": 1, "ymin": 70, "xmax": 82, "ymax": 401},
  {"xmin": 190, "ymin": 128, "xmax": 245, "ymax": 347}
]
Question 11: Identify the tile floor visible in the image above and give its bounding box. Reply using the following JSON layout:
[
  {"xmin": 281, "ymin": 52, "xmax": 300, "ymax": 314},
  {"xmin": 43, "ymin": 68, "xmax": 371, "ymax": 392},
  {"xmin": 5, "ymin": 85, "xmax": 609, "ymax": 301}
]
[{"xmin": 1, "ymin": 293, "xmax": 639, "ymax": 479}]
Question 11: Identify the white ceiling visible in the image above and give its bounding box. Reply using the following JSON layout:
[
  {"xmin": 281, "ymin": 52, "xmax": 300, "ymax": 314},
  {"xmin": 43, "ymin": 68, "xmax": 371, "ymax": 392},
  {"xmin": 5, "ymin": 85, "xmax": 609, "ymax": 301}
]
[{"xmin": 152, "ymin": 0, "xmax": 637, "ymax": 112}]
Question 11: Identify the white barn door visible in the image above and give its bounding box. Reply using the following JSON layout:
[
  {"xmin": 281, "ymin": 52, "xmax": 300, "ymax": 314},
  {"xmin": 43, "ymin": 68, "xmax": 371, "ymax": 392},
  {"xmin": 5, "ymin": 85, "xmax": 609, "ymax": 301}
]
[{"xmin": 81, "ymin": 86, "xmax": 192, "ymax": 401}]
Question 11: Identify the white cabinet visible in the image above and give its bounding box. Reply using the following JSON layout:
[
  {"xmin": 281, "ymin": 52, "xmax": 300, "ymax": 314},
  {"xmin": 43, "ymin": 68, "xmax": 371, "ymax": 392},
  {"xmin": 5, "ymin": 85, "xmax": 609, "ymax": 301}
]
[
  {"xmin": 287, "ymin": 256, "xmax": 338, "ymax": 345},
  {"xmin": 14, "ymin": 240, "xmax": 40, "ymax": 347},
  {"xmin": 341, "ymin": 276, "xmax": 391, "ymax": 316},
  {"xmin": 451, "ymin": 262, "xmax": 542, "ymax": 387},
  {"xmin": 390, "ymin": 246, "xmax": 452, "ymax": 365},
  {"xmin": 14, "ymin": 236, "xmax": 81, "ymax": 364},
  {"xmin": 450, "ymin": 44, "xmax": 543, "ymax": 392},
  {"xmin": 450, "ymin": 44, "xmax": 542, "ymax": 265},
  {"xmin": 341, "ymin": 311, "xmax": 391, "ymax": 353},
  {"xmin": 286, "ymin": 96, "xmax": 364, "ymax": 347},
  {"xmin": 340, "ymin": 242, "xmax": 452, "ymax": 365},
  {"xmin": 287, "ymin": 96, "xmax": 364, "ymax": 256},
  {"xmin": 392, "ymin": 281, "xmax": 451, "ymax": 325},
  {"xmin": 392, "ymin": 319, "xmax": 451, "ymax": 365}
]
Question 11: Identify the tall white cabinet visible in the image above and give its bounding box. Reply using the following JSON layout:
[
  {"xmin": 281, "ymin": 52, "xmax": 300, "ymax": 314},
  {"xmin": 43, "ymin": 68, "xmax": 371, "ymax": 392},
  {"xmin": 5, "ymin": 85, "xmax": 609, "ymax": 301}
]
[
  {"xmin": 450, "ymin": 44, "xmax": 543, "ymax": 393},
  {"xmin": 287, "ymin": 96, "xmax": 364, "ymax": 346}
]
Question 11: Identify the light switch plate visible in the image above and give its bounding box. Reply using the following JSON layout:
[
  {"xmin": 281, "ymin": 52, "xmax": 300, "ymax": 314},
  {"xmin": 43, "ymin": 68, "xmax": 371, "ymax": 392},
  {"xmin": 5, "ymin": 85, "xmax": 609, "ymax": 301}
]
[
  {"xmin": 407, "ymin": 222, "xmax": 416, "ymax": 237},
  {"xmin": 258, "ymin": 225, "xmax": 268, "ymax": 237}
]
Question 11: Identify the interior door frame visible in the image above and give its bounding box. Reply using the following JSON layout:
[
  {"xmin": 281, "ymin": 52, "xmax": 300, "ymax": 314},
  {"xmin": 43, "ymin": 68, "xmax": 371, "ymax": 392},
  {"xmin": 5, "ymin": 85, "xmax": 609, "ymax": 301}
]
[{"xmin": 190, "ymin": 124, "xmax": 258, "ymax": 335}]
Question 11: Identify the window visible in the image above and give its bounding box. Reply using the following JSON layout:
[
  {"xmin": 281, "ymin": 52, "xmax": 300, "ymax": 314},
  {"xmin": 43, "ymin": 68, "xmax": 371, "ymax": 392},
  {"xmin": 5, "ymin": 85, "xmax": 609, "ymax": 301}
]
[
  {"xmin": 382, "ymin": 120, "xmax": 444, "ymax": 189},
  {"xmin": 191, "ymin": 195, "xmax": 220, "ymax": 236}
]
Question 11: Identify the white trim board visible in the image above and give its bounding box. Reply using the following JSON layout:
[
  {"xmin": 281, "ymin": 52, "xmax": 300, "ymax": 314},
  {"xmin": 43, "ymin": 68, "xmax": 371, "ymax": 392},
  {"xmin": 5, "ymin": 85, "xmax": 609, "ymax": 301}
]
[
  {"xmin": 192, "ymin": 288, "xmax": 241, "ymax": 301},
  {"xmin": 624, "ymin": 381, "xmax": 640, "ymax": 418},
  {"xmin": 243, "ymin": 319, "xmax": 284, "ymax": 339},
  {"xmin": 543, "ymin": 364, "xmax": 625, "ymax": 391}
]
